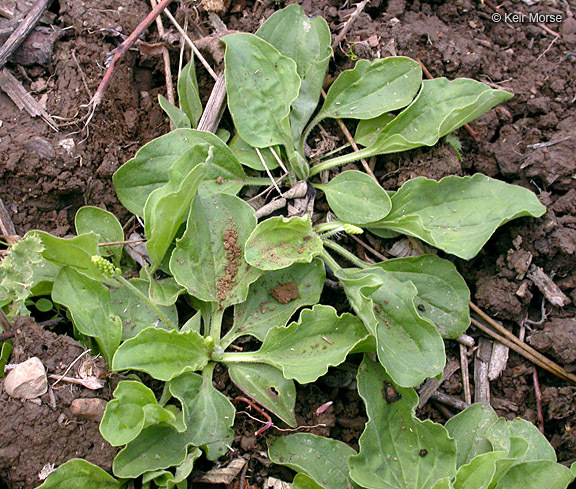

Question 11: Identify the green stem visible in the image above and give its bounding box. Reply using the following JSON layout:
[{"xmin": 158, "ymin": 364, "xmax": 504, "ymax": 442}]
[
  {"xmin": 221, "ymin": 178, "xmax": 280, "ymax": 186},
  {"xmin": 309, "ymin": 142, "xmax": 351, "ymax": 162},
  {"xmin": 318, "ymin": 229, "xmax": 345, "ymax": 240},
  {"xmin": 320, "ymin": 247, "xmax": 342, "ymax": 272},
  {"xmin": 286, "ymin": 146, "xmax": 309, "ymax": 181},
  {"xmin": 314, "ymin": 222, "xmax": 346, "ymax": 234},
  {"xmin": 220, "ymin": 351, "xmax": 260, "ymax": 364},
  {"xmin": 209, "ymin": 307, "xmax": 224, "ymax": 341},
  {"xmin": 323, "ymin": 240, "xmax": 370, "ymax": 269},
  {"xmin": 115, "ymin": 276, "xmax": 178, "ymax": 330},
  {"xmin": 202, "ymin": 361, "xmax": 215, "ymax": 382},
  {"xmin": 310, "ymin": 147, "xmax": 374, "ymax": 176}
]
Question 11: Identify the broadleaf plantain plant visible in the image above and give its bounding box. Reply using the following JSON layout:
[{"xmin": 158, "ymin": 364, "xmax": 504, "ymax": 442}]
[{"xmin": 0, "ymin": 4, "xmax": 568, "ymax": 489}]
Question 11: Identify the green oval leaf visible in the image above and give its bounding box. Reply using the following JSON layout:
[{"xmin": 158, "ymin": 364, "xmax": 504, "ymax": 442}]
[
  {"xmin": 109, "ymin": 278, "xmax": 178, "ymax": 340},
  {"xmin": 365, "ymin": 78, "xmax": 513, "ymax": 155},
  {"xmin": 337, "ymin": 267, "xmax": 445, "ymax": 387},
  {"xmin": 52, "ymin": 267, "xmax": 121, "ymax": 364},
  {"xmin": 112, "ymin": 328, "xmax": 209, "ymax": 381},
  {"xmin": 256, "ymin": 3, "xmax": 332, "ymax": 141},
  {"xmin": 245, "ymin": 216, "xmax": 323, "ymax": 271},
  {"xmin": 148, "ymin": 276, "xmax": 185, "ymax": 307},
  {"xmin": 142, "ymin": 448, "xmax": 202, "ymax": 489},
  {"xmin": 223, "ymin": 33, "xmax": 300, "ymax": 149},
  {"xmin": 354, "ymin": 112, "xmax": 396, "ymax": 147},
  {"xmin": 100, "ymin": 380, "xmax": 175, "ymax": 446},
  {"xmin": 158, "ymin": 94, "xmax": 191, "ymax": 129},
  {"xmin": 177, "ymin": 58, "xmax": 202, "ymax": 127},
  {"xmin": 493, "ymin": 461, "xmax": 574, "ymax": 489},
  {"xmin": 226, "ymin": 305, "xmax": 368, "ymax": 384},
  {"xmin": 143, "ymin": 149, "xmax": 208, "ymax": 265},
  {"xmin": 454, "ymin": 450, "xmax": 507, "ymax": 489},
  {"xmin": 311, "ymin": 78, "xmax": 513, "ymax": 171},
  {"xmin": 169, "ymin": 193, "xmax": 261, "ymax": 308},
  {"xmin": 228, "ymin": 134, "xmax": 279, "ymax": 171},
  {"xmin": 113, "ymin": 370, "xmax": 235, "ymax": 478},
  {"xmin": 34, "ymin": 297, "xmax": 53, "ymax": 312},
  {"xmin": 37, "ymin": 459, "xmax": 120, "ymax": 489},
  {"xmin": 75, "ymin": 206, "xmax": 124, "ymax": 265},
  {"xmin": 113, "ymin": 129, "xmax": 245, "ymax": 216},
  {"xmin": 142, "ymin": 448, "xmax": 202, "ymax": 488},
  {"xmin": 444, "ymin": 404, "xmax": 499, "ymax": 467},
  {"xmin": 292, "ymin": 474, "xmax": 325, "ymax": 489},
  {"xmin": 227, "ymin": 258, "xmax": 325, "ymax": 343},
  {"xmin": 31, "ymin": 231, "xmax": 105, "ymax": 282},
  {"xmin": 349, "ymin": 356, "xmax": 457, "ymax": 489},
  {"xmin": 228, "ymin": 363, "xmax": 296, "ymax": 427},
  {"xmin": 169, "ymin": 370, "xmax": 235, "ymax": 460},
  {"xmin": 113, "ymin": 424, "xmax": 188, "ymax": 479},
  {"xmin": 508, "ymin": 418, "xmax": 556, "ymax": 462},
  {"xmin": 369, "ymin": 174, "xmax": 546, "ymax": 260},
  {"xmin": 314, "ymin": 170, "xmax": 392, "ymax": 224},
  {"xmin": 269, "ymin": 433, "xmax": 357, "ymax": 489},
  {"xmin": 316, "ymin": 57, "xmax": 422, "ymax": 122},
  {"xmin": 376, "ymin": 255, "xmax": 470, "ymax": 339}
]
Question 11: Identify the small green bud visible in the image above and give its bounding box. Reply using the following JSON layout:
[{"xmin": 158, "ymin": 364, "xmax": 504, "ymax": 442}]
[
  {"xmin": 342, "ymin": 223, "xmax": 363, "ymax": 235},
  {"xmin": 204, "ymin": 336, "xmax": 216, "ymax": 350},
  {"xmin": 91, "ymin": 255, "xmax": 120, "ymax": 278}
]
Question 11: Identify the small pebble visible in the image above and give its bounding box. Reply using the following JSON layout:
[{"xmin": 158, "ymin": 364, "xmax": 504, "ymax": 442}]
[
  {"xmin": 3, "ymin": 357, "xmax": 48, "ymax": 399},
  {"xmin": 69, "ymin": 398, "xmax": 108, "ymax": 422}
]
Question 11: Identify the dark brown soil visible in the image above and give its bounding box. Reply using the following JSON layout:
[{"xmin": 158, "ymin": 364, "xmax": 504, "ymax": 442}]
[
  {"xmin": 1, "ymin": 0, "xmax": 576, "ymax": 487},
  {"xmin": 0, "ymin": 317, "xmax": 117, "ymax": 489}
]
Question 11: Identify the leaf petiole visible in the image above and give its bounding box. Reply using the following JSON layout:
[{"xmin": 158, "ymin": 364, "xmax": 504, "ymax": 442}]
[
  {"xmin": 322, "ymin": 240, "xmax": 370, "ymax": 269},
  {"xmin": 310, "ymin": 149, "xmax": 372, "ymax": 176},
  {"xmin": 319, "ymin": 248, "xmax": 342, "ymax": 273},
  {"xmin": 209, "ymin": 307, "xmax": 224, "ymax": 341},
  {"xmin": 217, "ymin": 177, "xmax": 281, "ymax": 186}
]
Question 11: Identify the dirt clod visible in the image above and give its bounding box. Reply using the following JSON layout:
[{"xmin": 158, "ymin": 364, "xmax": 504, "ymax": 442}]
[
  {"xmin": 217, "ymin": 227, "xmax": 242, "ymax": 303},
  {"xmin": 270, "ymin": 282, "xmax": 298, "ymax": 304}
]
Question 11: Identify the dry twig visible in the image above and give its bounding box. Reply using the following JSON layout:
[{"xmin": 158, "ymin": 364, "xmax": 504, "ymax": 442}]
[
  {"xmin": 460, "ymin": 343, "xmax": 472, "ymax": 405},
  {"xmin": 0, "ymin": 0, "xmax": 53, "ymax": 68},
  {"xmin": 332, "ymin": 0, "xmax": 371, "ymax": 49},
  {"xmin": 470, "ymin": 313, "xmax": 576, "ymax": 385},
  {"xmin": 431, "ymin": 392, "xmax": 469, "ymax": 412},
  {"xmin": 533, "ymin": 366, "xmax": 545, "ymax": 435},
  {"xmin": 527, "ymin": 265, "xmax": 570, "ymax": 308},
  {"xmin": 418, "ymin": 359, "xmax": 460, "ymax": 409},
  {"xmin": 0, "ymin": 68, "xmax": 58, "ymax": 130},
  {"xmin": 474, "ymin": 337, "xmax": 492, "ymax": 404},
  {"xmin": 161, "ymin": 8, "xmax": 218, "ymax": 80},
  {"xmin": 87, "ymin": 0, "xmax": 175, "ymax": 124},
  {"xmin": 150, "ymin": 0, "xmax": 175, "ymax": 129},
  {"xmin": 0, "ymin": 198, "xmax": 18, "ymax": 245}
]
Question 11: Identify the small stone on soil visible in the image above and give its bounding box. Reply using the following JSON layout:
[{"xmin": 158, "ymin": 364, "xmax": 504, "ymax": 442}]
[
  {"xmin": 3, "ymin": 357, "xmax": 48, "ymax": 400},
  {"xmin": 69, "ymin": 398, "xmax": 108, "ymax": 422}
]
